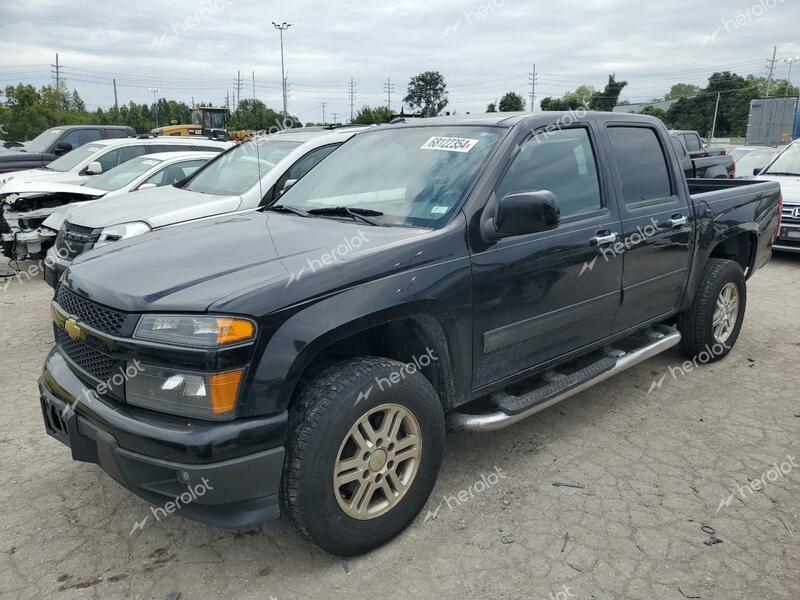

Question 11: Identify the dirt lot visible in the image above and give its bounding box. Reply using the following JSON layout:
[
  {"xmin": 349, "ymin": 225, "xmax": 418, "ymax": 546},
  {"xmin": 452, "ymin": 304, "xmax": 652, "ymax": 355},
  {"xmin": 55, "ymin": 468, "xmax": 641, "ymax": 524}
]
[{"xmin": 0, "ymin": 255, "xmax": 798, "ymax": 600}]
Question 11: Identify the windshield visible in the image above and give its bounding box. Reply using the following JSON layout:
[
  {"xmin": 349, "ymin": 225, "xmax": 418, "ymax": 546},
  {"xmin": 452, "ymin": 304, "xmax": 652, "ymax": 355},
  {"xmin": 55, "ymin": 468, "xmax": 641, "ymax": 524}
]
[
  {"xmin": 46, "ymin": 143, "xmax": 104, "ymax": 172},
  {"xmin": 736, "ymin": 151, "xmax": 778, "ymax": 177},
  {"xmin": 185, "ymin": 138, "xmax": 301, "ymax": 195},
  {"xmin": 22, "ymin": 128, "xmax": 64, "ymax": 153},
  {"xmin": 86, "ymin": 156, "xmax": 163, "ymax": 191},
  {"xmin": 764, "ymin": 143, "xmax": 800, "ymax": 175},
  {"xmin": 275, "ymin": 126, "xmax": 504, "ymax": 227}
]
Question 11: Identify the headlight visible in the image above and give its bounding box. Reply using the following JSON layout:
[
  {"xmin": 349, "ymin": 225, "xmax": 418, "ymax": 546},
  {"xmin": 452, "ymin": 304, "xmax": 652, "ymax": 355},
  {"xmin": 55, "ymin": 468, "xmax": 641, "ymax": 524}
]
[
  {"xmin": 134, "ymin": 314, "xmax": 256, "ymax": 348},
  {"xmin": 95, "ymin": 221, "xmax": 151, "ymax": 247},
  {"xmin": 126, "ymin": 362, "xmax": 243, "ymax": 420}
]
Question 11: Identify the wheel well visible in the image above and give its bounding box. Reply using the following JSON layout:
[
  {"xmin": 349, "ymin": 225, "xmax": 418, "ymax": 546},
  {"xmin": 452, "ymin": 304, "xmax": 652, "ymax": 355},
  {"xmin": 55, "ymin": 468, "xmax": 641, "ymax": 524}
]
[
  {"xmin": 709, "ymin": 232, "xmax": 756, "ymax": 276},
  {"xmin": 292, "ymin": 316, "xmax": 456, "ymax": 410}
]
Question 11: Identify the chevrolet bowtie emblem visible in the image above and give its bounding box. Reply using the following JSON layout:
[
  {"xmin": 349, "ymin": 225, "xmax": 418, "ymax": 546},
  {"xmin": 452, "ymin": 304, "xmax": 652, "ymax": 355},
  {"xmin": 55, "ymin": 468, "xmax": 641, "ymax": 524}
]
[{"xmin": 64, "ymin": 318, "xmax": 83, "ymax": 340}]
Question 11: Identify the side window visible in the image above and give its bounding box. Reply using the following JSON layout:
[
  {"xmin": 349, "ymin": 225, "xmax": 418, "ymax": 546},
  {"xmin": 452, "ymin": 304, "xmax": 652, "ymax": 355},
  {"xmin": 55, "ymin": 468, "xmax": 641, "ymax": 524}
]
[
  {"xmin": 96, "ymin": 149, "xmax": 121, "ymax": 172},
  {"xmin": 105, "ymin": 129, "xmax": 132, "ymax": 139},
  {"xmin": 683, "ymin": 133, "xmax": 702, "ymax": 152},
  {"xmin": 139, "ymin": 160, "xmax": 206, "ymax": 188},
  {"xmin": 117, "ymin": 145, "xmax": 147, "ymax": 164},
  {"xmin": 607, "ymin": 127, "xmax": 673, "ymax": 204},
  {"xmin": 670, "ymin": 136, "xmax": 687, "ymax": 158},
  {"xmin": 62, "ymin": 129, "xmax": 102, "ymax": 148},
  {"xmin": 495, "ymin": 128, "xmax": 602, "ymax": 220},
  {"xmin": 150, "ymin": 144, "xmax": 192, "ymax": 153},
  {"xmin": 273, "ymin": 145, "xmax": 340, "ymax": 200}
]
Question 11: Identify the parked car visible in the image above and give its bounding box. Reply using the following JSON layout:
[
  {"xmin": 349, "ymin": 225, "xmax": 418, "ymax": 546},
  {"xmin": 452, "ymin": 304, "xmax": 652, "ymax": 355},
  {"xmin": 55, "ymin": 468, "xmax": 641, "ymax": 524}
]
[
  {"xmin": 39, "ymin": 113, "xmax": 781, "ymax": 556},
  {"xmin": 733, "ymin": 147, "xmax": 780, "ymax": 179},
  {"xmin": 756, "ymin": 138, "xmax": 800, "ymax": 252},
  {"xmin": 43, "ymin": 127, "xmax": 365, "ymax": 287},
  {"xmin": 0, "ymin": 125, "xmax": 136, "ymax": 175},
  {"xmin": 0, "ymin": 136, "xmax": 230, "ymax": 190},
  {"xmin": 0, "ymin": 152, "xmax": 217, "ymax": 261},
  {"xmin": 670, "ymin": 134, "xmax": 736, "ymax": 179}
]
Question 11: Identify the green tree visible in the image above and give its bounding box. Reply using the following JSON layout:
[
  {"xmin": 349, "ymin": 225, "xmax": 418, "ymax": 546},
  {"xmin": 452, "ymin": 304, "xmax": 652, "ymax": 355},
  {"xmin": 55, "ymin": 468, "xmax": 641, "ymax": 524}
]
[
  {"xmin": 352, "ymin": 105, "xmax": 392, "ymax": 125},
  {"xmin": 665, "ymin": 83, "xmax": 701, "ymax": 101},
  {"xmin": 403, "ymin": 71, "xmax": 448, "ymax": 117},
  {"xmin": 498, "ymin": 92, "xmax": 526, "ymax": 112},
  {"xmin": 640, "ymin": 106, "xmax": 667, "ymax": 121},
  {"xmin": 486, "ymin": 102, "xmax": 497, "ymax": 113},
  {"xmin": 589, "ymin": 75, "xmax": 628, "ymax": 111}
]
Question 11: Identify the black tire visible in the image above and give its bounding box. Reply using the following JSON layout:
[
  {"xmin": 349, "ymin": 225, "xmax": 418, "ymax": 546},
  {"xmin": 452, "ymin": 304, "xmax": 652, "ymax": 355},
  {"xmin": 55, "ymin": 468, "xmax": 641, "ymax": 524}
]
[
  {"xmin": 281, "ymin": 356, "xmax": 445, "ymax": 556},
  {"xmin": 677, "ymin": 258, "xmax": 746, "ymax": 361}
]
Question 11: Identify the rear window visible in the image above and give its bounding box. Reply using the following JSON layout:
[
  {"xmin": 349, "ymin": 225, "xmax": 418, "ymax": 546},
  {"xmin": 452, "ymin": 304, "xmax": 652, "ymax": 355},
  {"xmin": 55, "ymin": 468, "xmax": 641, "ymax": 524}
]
[{"xmin": 608, "ymin": 127, "xmax": 673, "ymax": 204}]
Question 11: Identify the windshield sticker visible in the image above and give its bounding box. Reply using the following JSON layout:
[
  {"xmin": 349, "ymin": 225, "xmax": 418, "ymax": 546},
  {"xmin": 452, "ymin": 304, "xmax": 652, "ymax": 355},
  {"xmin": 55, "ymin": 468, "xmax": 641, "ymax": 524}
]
[
  {"xmin": 141, "ymin": 159, "xmax": 159, "ymax": 166},
  {"xmin": 51, "ymin": 129, "xmax": 62, "ymax": 134},
  {"xmin": 421, "ymin": 137, "xmax": 479, "ymax": 153},
  {"xmin": 430, "ymin": 206, "xmax": 449, "ymax": 215}
]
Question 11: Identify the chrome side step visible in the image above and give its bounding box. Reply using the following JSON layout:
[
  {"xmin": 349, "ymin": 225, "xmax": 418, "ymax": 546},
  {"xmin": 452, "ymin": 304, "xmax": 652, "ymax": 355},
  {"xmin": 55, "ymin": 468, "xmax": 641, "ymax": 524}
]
[{"xmin": 448, "ymin": 325, "xmax": 681, "ymax": 432}]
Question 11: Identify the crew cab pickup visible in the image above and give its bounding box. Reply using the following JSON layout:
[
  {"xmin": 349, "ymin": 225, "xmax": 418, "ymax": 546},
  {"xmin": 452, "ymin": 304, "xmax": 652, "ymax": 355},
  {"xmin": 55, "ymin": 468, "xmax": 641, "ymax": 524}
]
[
  {"xmin": 39, "ymin": 113, "xmax": 781, "ymax": 557},
  {"xmin": 670, "ymin": 134, "xmax": 736, "ymax": 179},
  {"xmin": 0, "ymin": 125, "xmax": 136, "ymax": 175}
]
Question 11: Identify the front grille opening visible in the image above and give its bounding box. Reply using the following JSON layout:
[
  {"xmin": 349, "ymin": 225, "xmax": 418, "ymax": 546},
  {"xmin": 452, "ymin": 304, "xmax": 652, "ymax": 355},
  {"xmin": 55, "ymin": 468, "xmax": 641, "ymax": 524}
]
[
  {"xmin": 54, "ymin": 326, "xmax": 115, "ymax": 383},
  {"xmin": 55, "ymin": 286, "xmax": 127, "ymax": 336}
]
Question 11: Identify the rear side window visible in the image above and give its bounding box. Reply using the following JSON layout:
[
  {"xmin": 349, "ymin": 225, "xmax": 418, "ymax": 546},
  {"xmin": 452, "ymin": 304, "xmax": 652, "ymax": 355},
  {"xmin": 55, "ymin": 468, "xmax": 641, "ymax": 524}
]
[
  {"xmin": 608, "ymin": 127, "xmax": 673, "ymax": 204},
  {"xmin": 150, "ymin": 144, "xmax": 194, "ymax": 153},
  {"xmin": 670, "ymin": 136, "xmax": 687, "ymax": 158},
  {"xmin": 683, "ymin": 133, "xmax": 702, "ymax": 152},
  {"xmin": 495, "ymin": 128, "xmax": 602, "ymax": 219},
  {"xmin": 105, "ymin": 128, "xmax": 132, "ymax": 139}
]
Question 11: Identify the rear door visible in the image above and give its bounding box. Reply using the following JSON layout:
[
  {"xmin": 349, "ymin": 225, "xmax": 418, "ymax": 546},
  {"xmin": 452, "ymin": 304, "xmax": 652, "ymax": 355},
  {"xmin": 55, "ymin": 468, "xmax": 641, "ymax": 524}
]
[
  {"xmin": 605, "ymin": 123, "xmax": 695, "ymax": 332},
  {"xmin": 470, "ymin": 124, "xmax": 624, "ymax": 389}
]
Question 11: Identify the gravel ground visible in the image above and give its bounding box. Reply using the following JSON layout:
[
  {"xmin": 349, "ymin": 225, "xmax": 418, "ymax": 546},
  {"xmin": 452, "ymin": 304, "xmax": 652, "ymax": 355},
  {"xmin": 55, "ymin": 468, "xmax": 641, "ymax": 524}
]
[{"xmin": 0, "ymin": 255, "xmax": 798, "ymax": 600}]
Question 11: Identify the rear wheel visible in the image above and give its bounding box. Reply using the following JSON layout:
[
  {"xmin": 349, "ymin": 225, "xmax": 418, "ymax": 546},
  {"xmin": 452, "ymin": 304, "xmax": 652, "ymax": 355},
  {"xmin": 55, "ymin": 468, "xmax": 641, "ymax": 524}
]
[
  {"xmin": 281, "ymin": 357, "xmax": 445, "ymax": 556},
  {"xmin": 677, "ymin": 258, "xmax": 746, "ymax": 361}
]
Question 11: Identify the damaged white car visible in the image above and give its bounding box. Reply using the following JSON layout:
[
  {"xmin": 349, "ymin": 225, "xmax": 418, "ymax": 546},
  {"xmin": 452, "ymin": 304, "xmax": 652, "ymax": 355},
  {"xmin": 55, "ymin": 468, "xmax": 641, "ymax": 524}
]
[{"xmin": 0, "ymin": 151, "xmax": 217, "ymax": 261}]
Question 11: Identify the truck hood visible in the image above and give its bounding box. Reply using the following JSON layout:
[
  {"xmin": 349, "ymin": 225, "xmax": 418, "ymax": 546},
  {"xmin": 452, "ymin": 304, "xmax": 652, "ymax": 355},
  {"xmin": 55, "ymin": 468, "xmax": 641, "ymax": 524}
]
[
  {"xmin": 0, "ymin": 150, "xmax": 44, "ymax": 163},
  {"xmin": 0, "ymin": 180, "xmax": 106, "ymax": 199},
  {"xmin": 66, "ymin": 186, "xmax": 241, "ymax": 229},
  {"xmin": 758, "ymin": 174, "xmax": 800, "ymax": 202},
  {"xmin": 63, "ymin": 211, "xmax": 439, "ymax": 313}
]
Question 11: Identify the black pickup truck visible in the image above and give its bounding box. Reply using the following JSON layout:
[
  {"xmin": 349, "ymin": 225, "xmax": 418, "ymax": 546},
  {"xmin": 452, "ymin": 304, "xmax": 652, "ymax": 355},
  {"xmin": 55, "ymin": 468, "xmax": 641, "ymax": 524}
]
[
  {"xmin": 39, "ymin": 112, "xmax": 782, "ymax": 556},
  {"xmin": 670, "ymin": 133, "xmax": 736, "ymax": 179},
  {"xmin": 0, "ymin": 125, "xmax": 135, "ymax": 175}
]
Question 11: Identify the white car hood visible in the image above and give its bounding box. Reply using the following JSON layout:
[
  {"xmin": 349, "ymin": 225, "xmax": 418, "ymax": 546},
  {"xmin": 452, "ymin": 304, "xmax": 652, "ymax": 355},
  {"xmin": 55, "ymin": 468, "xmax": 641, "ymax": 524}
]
[
  {"xmin": 66, "ymin": 186, "xmax": 242, "ymax": 229},
  {"xmin": 0, "ymin": 168, "xmax": 85, "ymax": 190},
  {"xmin": 0, "ymin": 180, "xmax": 106, "ymax": 198},
  {"xmin": 758, "ymin": 175, "xmax": 800, "ymax": 203}
]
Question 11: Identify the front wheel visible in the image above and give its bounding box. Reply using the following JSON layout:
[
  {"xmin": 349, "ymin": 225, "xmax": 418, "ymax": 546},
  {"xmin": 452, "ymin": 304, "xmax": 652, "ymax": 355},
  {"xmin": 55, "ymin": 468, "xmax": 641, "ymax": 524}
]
[
  {"xmin": 281, "ymin": 357, "xmax": 445, "ymax": 556},
  {"xmin": 677, "ymin": 258, "xmax": 746, "ymax": 361}
]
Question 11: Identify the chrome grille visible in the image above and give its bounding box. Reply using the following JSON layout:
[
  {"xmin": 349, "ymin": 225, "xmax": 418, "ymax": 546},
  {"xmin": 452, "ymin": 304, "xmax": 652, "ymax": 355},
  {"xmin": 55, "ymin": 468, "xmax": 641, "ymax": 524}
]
[{"xmin": 54, "ymin": 286, "xmax": 127, "ymax": 336}]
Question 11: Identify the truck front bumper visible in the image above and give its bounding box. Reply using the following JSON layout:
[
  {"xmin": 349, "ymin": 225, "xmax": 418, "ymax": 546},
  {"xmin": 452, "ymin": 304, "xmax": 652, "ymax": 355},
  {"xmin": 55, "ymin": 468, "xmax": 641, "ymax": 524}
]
[
  {"xmin": 44, "ymin": 245, "xmax": 71, "ymax": 288},
  {"xmin": 774, "ymin": 221, "xmax": 800, "ymax": 253},
  {"xmin": 39, "ymin": 349, "xmax": 287, "ymax": 530}
]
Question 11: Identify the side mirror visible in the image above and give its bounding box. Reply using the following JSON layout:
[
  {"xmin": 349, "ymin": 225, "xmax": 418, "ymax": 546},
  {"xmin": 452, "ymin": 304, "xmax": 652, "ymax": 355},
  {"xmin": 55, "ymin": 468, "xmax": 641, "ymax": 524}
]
[
  {"xmin": 753, "ymin": 168, "xmax": 762, "ymax": 177},
  {"xmin": 53, "ymin": 141, "xmax": 73, "ymax": 156},
  {"xmin": 483, "ymin": 191, "xmax": 560, "ymax": 241},
  {"xmin": 138, "ymin": 183, "xmax": 157, "ymax": 190},
  {"xmin": 280, "ymin": 178, "xmax": 298, "ymax": 195},
  {"xmin": 85, "ymin": 161, "xmax": 103, "ymax": 175}
]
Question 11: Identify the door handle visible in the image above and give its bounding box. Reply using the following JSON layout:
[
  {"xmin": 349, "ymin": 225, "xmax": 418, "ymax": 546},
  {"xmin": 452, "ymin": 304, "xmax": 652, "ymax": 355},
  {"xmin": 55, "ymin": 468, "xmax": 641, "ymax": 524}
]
[
  {"xmin": 591, "ymin": 232, "xmax": 618, "ymax": 246},
  {"xmin": 664, "ymin": 215, "xmax": 687, "ymax": 228}
]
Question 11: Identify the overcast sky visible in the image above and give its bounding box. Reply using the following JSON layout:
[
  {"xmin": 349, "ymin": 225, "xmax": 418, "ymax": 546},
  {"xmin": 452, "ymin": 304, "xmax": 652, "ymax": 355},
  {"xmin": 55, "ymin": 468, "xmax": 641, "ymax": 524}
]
[{"xmin": 1, "ymin": 0, "xmax": 798, "ymax": 124}]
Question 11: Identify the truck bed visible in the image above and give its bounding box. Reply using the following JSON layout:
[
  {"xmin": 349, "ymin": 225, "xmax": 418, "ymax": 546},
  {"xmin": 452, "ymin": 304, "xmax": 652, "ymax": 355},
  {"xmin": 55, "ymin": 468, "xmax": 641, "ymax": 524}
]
[{"xmin": 687, "ymin": 177, "xmax": 780, "ymax": 199}]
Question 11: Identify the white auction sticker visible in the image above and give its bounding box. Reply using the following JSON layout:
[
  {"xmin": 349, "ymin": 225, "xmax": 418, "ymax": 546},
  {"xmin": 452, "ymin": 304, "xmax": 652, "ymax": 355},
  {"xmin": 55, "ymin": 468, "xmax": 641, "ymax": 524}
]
[
  {"xmin": 421, "ymin": 136, "xmax": 479, "ymax": 153},
  {"xmin": 141, "ymin": 159, "xmax": 159, "ymax": 166}
]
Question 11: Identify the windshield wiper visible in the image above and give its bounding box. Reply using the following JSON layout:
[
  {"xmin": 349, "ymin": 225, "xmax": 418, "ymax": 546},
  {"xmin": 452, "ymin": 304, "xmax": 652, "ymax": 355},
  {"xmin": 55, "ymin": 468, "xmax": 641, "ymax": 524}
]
[
  {"xmin": 268, "ymin": 204, "xmax": 311, "ymax": 217},
  {"xmin": 764, "ymin": 171, "xmax": 800, "ymax": 176},
  {"xmin": 306, "ymin": 206, "xmax": 385, "ymax": 226}
]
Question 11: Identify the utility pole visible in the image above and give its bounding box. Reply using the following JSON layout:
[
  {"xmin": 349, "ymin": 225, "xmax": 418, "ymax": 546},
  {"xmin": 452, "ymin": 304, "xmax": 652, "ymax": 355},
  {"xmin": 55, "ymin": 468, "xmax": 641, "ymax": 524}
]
[
  {"xmin": 272, "ymin": 21, "xmax": 292, "ymax": 119},
  {"xmin": 234, "ymin": 70, "xmax": 242, "ymax": 112},
  {"xmin": 55, "ymin": 53, "xmax": 59, "ymax": 89},
  {"xmin": 149, "ymin": 88, "xmax": 160, "ymax": 128},
  {"xmin": 112, "ymin": 78, "xmax": 118, "ymax": 111},
  {"xmin": 783, "ymin": 57, "xmax": 800, "ymax": 87},
  {"xmin": 765, "ymin": 46, "xmax": 777, "ymax": 97},
  {"xmin": 252, "ymin": 71, "xmax": 256, "ymax": 104},
  {"xmin": 710, "ymin": 92, "xmax": 721, "ymax": 142},
  {"xmin": 348, "ymin": 77, "xmax": 356, "ymax": 121},
  {"xmin": 321, "ymin": 102, "xmax": 326, "ymax": 125},
  {"xmin": 384, "ymin": 77, "xmax": 395, "ymax": 110},
  {"xmin": 331, "ymin": 112, "xmax": 339, "ymax": 126},
  {"xmin": 225, "ymin": 90, "xmax": 229, "ymax": 111},
  {"xmin": 528, "ymin": 64, "xmax": 538, "ymax": 111}
]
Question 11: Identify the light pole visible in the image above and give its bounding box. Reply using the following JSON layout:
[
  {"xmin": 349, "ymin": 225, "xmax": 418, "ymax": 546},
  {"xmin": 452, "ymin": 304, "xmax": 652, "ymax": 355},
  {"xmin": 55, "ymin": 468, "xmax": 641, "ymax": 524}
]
[
  {"xmin": 272, "ymin": 21, "xmax": 292, "ymax": 120},
  {"xmin": 148, "ymin": 87, "xmax": 160, "ymax": 128},
  {"xmin": 782, "ymin": 57, "xmax": 800, "ymax": 87}
]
